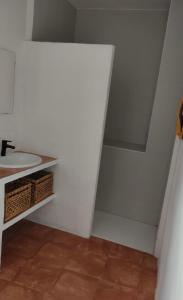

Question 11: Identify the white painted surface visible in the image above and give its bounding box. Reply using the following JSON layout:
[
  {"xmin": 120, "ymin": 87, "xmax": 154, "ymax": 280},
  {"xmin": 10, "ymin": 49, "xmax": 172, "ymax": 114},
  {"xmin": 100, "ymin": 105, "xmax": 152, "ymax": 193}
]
[
  {"xmin": 25, "ymin": 0, "xmax": 35, "ymax": 41},
  {"xmin": 75, "ymin": 9, "xmax": 168, "ymax": 150},
  {"xmin": 155, "ymin": 0, "xmax": 183, "ymax": 296},
  {"xmin": 93, "ymin": 210, "xmax": 157, "ymax": 254},
  {"xmin": 32, "ymin": 0, "xmax": 76, "ymax": 42},
  {"xmin": 156, "ymin": 140, "xmax": 183, "ymax": 300},
  {"xmin": 16, "ymin": 42, "xmax": 114, "ymax": 237},
  {"xmin": 0, "ymin": 0, "xmax": 27, "ymax": 52},
  {"xmin": 0, "ymin": 0, "xmax": 27, "ymax": 140},
  {"xmin": 96, "ymin": 145, "xmax": 163, "ymax": 225},
  {"xmin": 155, "ymin": 138, "xmax": 180, "ymax": 257},
  {"xmin": 0, "ymin": 49, "xmax": 15, "ymax": 114}
]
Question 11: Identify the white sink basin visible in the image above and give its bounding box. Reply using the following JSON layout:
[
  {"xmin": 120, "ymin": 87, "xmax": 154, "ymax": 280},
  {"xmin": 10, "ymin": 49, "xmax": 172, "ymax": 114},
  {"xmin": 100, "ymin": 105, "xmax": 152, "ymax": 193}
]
[{"xmin": 0, "ymin": 152, "xmax": 42, "ymax": 168}]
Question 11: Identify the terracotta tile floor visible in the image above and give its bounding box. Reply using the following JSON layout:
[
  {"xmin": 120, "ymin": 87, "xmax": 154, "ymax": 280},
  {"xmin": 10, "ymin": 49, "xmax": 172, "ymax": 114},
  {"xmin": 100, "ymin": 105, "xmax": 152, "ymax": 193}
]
[{"xmin": 0, "ymin": 220, "xmax": 157, "ymax": 299}]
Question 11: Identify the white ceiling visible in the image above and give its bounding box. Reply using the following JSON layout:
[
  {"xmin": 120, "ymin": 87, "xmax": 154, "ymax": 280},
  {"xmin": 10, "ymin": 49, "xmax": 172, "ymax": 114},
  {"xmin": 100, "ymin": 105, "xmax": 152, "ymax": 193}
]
[{"xmin": 68, "ymin": 0, "xmax": 171, "ymax": 10}]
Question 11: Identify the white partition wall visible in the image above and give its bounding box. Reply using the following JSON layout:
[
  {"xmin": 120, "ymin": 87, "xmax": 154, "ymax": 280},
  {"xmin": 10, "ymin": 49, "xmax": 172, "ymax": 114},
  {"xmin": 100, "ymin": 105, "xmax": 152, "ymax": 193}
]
[
  {"xmin": 16, "ymin": 42, "xmax": 114, "ymax": 237},
  {"xmin": 156, "ymin": 139, "xmax": 183, "ymax": 300},
  {"xmin": 155, "ymin": 0, "xmax": 183, "ymax": 298}
]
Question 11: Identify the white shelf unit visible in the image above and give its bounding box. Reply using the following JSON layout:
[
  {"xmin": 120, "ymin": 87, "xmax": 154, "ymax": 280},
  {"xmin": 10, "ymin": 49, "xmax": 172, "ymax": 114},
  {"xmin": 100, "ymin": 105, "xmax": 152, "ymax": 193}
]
[{"xmin": 0, "ymin": 157, "xmax": 60, "ymax": 265}]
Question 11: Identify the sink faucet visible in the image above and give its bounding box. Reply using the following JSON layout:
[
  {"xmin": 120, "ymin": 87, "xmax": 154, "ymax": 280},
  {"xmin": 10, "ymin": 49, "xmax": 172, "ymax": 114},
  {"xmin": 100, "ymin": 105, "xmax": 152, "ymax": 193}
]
[{"xmin": 1, "ymin": 140, "xmax": 15, "ymax": 156}]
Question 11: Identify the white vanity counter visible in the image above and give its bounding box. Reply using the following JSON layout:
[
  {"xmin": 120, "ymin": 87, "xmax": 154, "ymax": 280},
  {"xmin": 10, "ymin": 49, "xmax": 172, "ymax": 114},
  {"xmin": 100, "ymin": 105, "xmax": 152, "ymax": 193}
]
[{"xmin": 0, "ymin": 154, "xmax": 59, "ymax": 184}]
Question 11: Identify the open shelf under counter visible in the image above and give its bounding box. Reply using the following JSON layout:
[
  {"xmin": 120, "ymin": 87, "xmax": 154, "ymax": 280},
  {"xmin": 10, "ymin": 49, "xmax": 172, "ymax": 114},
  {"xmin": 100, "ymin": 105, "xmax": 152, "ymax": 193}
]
[
  {"xmin": 0, "ymin": 153, "xmax": 61, "ymax": 266},
  {"xmin": 3, "ymin": 193, "xmax": 56, "ymax": 231}
]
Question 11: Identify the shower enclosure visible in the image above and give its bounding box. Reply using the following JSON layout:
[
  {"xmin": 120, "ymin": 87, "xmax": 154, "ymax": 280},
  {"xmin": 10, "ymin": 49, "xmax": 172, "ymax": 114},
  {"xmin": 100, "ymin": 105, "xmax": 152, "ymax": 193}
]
[
  {"xmin": 31, "ymin": 0, "xmax": 177, "ymax": 254},
  {"xmin": 72, "ymin": 3, "xmax": 169, "ymax": 253}
]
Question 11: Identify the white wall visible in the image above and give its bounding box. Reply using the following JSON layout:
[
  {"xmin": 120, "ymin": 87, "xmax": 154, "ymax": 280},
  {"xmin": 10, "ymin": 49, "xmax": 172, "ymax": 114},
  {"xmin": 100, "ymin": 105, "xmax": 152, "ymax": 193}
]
[
  {"xmin": 75, "ymin": 9, "xmax": 168, "ymax": 149},
  {"xmin": 0, "ymin": 0, "xmax": 27, "ymax": 52},
  {"xmin": 0, "ymin": 0, "xmax": 27, "ymax": 141},
  {"xmin": 155, "ymin": 0, "xmax": 183, "ymax": 298},
  {"xmin": 16, "ymin": 42, "xmax": 114, "ymax": 237},
  {"xmin": 25, "ymin": 0, "xmax": 35, "ymax": 41},
  {"xmin": 75, "ymin": 5, "xmax": 170, "ymax": 226},
  {"xmin": 156, "ymin": 141, "xmax": 183, "ymax": 300},
  {"xmin": 96, "ymin": 0, "xmax": 183, "ymax": 226},
  {"xmin": 32, "ymin": 0, "xmax": 76, "ymax": 42}
]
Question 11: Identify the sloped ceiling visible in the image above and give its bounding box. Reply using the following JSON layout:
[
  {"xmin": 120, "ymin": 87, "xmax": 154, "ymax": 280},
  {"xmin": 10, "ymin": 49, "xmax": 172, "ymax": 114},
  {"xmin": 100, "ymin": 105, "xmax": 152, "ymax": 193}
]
[{"xmin": 68, "ymin": 0, "xmax": 171, "ymax": 10}]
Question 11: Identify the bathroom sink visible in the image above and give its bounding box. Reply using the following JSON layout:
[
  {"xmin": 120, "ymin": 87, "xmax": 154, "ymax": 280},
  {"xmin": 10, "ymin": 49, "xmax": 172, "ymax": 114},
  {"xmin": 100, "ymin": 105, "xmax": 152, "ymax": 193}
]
[{"xmin": 0, "ymin": 152, "xmax": 42, "ymax": 168}]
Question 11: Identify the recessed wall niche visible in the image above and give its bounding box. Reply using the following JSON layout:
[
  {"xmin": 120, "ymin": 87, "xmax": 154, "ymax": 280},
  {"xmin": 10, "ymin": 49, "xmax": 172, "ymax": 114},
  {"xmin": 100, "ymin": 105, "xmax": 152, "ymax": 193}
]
[{"xmin": 74, "ymin": 9, "xmax": 168, "ymax": 152}]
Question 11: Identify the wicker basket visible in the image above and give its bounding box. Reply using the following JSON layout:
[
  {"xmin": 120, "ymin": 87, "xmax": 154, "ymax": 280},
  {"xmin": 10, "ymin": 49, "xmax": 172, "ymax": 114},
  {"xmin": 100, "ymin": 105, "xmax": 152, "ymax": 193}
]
[
  {"xmin": 25, "ymin": 171, "xmax": 53, "ymax": 205},
  {"xmin": 5, "ymin": 180, "xmax": 32, "ymax": 222}
]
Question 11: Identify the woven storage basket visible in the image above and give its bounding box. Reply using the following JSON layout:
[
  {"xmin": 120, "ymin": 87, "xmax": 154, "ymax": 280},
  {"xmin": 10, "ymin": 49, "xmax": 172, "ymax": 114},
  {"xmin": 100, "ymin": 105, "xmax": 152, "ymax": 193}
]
[
  {"xmin": 5, "ymin": 180, "xmax": 32, "ymax": 222},
  {"xmin": 25, "ymin": 171, "xmax": 53, "ymax": 205}
]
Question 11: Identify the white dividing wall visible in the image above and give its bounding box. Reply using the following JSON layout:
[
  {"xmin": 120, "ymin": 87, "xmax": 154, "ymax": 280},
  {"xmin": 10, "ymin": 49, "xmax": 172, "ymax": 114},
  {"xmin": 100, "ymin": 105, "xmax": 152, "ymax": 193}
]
[
  {"xmin": 156, "ymin": 140, "xmax": 183, "ymax": 300},
  {"xmin": 16, "ymin": 42, "xmax": 114, "ymax": 237},
  {"xmin": 155, "ymin": 0, "xmax": 183, "ymax": 298},
  {"xmin": 0, "ymin": 0, "xmax": 27, "ymax": 141}
]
